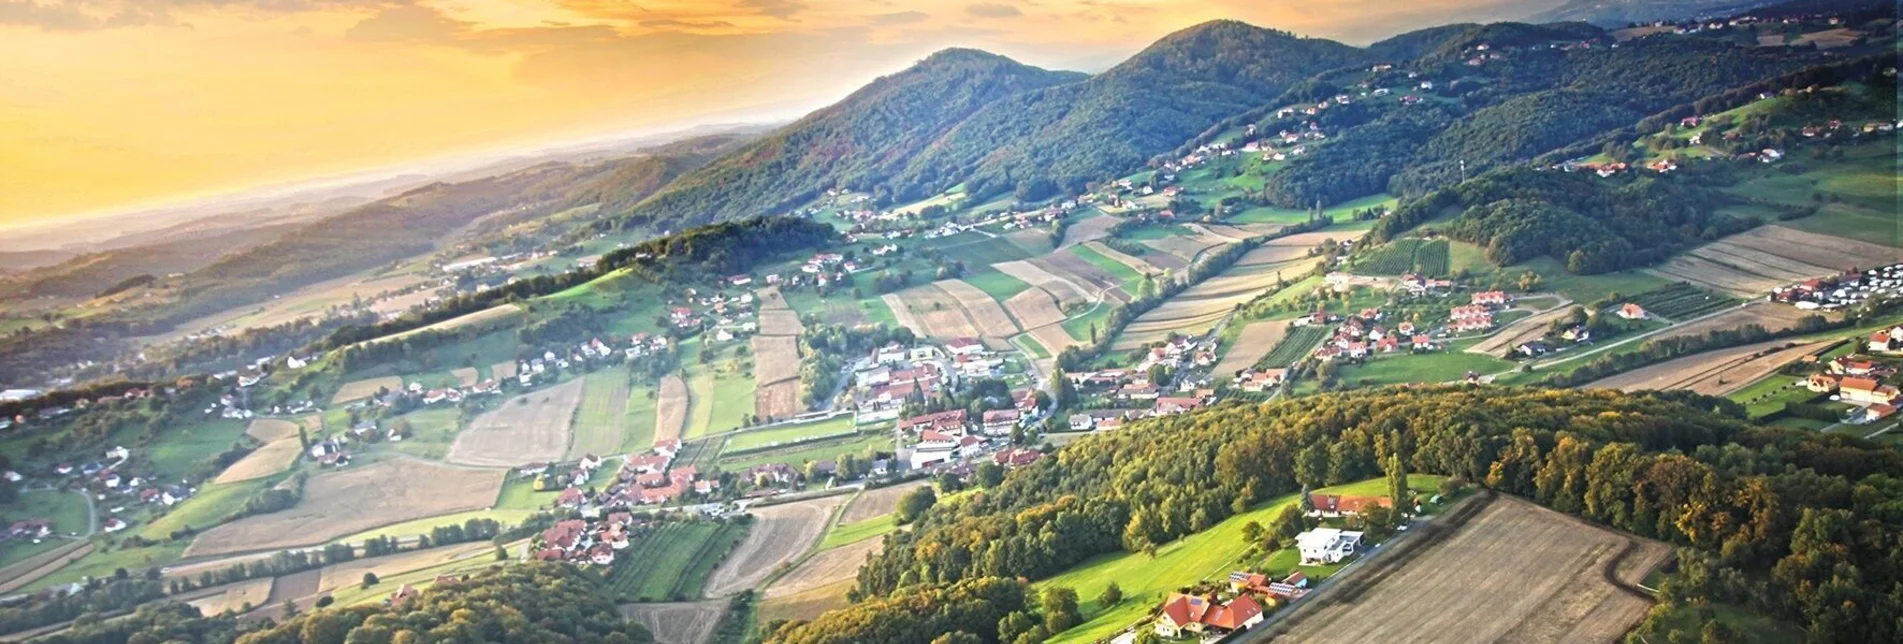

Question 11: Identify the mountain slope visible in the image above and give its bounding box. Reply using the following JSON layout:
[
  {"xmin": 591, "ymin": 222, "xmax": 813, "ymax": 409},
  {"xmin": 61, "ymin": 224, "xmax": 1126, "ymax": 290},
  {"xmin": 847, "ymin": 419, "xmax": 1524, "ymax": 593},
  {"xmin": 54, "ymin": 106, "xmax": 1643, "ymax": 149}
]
[
  {"xmin": 912, "ymin": 21, "xmax": 1375, "ymax": 200},
  {"xmin": 620, "ymin": 49, "xmax": 1085, "ymax": 227},
  {"xmin": 1529, "ymin": 0, "xmax": 1772, "ymax": 26}
]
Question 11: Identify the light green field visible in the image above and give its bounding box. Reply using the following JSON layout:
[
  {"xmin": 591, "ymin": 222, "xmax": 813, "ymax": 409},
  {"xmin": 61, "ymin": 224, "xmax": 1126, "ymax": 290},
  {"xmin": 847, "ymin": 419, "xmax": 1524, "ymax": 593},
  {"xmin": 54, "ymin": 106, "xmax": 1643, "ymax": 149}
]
[
  {"xmin": 145, "ymin": 418, "xmax": 251, "ymax": 480},
  {"xmin": 1332, "ymin": 340, "xmax": 1514, "ymax": 387},
  {"xmin": 332, "ymin": 508, "xmax": 540, "ymax": 545},
  {"xmin": 708, "ymin": 367, "xmax": 757, "ymax": 434},
  {"xmin": 139, "ymin": 476, "xmax": 279, "ymax": 541},
  {"xmin": 23, "ymin": 542, "xmax": 189, "ymax": 592},
  {"xmin": 569, "ymin": 369, "xmax": 635, "ymax": 458},
  {"xmin": 1041, "ymin": 474, "xmax": 1445, "ymax": 643},
  {"xmin": 961, "ymin": 269, "xmax": 1032, "ymax": 300},
  {"xmin": 605, "ymin": 521, "xmax": 748, "ymax": 602},
  {"xmin": 1068, "ymin": 245, "xmax": 1145, "ymax": 284},
  {"xmin": 819, "ymin": 514, "xmax": 898, "ymax": 550},
  {"xmin": 383, "ymin": 406, "xmax": 463, "ymax": 460},
  {"xmin": 9, "ymin": 490, "xmax": 89, "ymax": 540},
  {"xmin": 622, "ymin": 384, "xmax": 660, "ymax": 454},
  {"xmin": 725, "ymin": 415, "xmax": 861, "ymax": 452},
  {"xmin": 715, "ymin": 432, "xmax": 891, "ymax": 472}
]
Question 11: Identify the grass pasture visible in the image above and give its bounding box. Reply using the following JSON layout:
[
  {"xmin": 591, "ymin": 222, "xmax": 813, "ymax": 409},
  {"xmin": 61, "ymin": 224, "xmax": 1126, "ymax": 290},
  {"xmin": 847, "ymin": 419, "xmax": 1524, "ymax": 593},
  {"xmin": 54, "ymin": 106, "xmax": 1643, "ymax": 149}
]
[
  {"xmin": 605, "ymin": 521, "xmax": 748, "ymax": 602},
  {"xmin": 724, "ymin": 415, "xmax": 859, "ymax": 452},
  {"xmin": 568, "ymin": 369, "xmax": 633, "ymax": 459}
]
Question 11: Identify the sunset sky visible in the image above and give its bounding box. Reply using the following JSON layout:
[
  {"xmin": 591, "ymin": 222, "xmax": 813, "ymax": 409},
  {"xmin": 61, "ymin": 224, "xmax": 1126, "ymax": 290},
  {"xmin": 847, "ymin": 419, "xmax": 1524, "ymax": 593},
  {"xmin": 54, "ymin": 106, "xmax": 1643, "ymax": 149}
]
[{"xmin": 0, "ymin": 0, "xmax": 1554, "ymax": 225}]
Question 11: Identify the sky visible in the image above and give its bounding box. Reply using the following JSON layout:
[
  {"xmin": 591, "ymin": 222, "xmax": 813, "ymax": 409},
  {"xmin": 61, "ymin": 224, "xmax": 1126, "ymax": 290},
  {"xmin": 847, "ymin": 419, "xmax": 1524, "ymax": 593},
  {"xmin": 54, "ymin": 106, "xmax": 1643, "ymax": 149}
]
[{"xmin": 0, "ymin": 0, "xmax": 1557, "ymax": 226}]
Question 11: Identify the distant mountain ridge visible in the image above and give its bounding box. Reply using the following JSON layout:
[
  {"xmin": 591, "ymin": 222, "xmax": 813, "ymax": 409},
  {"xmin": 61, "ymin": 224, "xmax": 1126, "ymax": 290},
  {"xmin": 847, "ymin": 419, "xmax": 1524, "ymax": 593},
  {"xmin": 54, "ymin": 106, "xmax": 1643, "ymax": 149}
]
[{"xmin": 1530, "ymin": 0, "xmax": 1775, "ymax": 26}]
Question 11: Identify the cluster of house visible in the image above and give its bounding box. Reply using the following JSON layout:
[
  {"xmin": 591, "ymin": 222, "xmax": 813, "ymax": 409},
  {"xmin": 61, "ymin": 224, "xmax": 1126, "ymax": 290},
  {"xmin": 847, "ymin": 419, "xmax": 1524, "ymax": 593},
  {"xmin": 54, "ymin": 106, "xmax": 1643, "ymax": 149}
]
[
  {"xmin": 853, "ymin": 342, "xmax": 954, "ymax": 423},
  {"xmin": 531, "ymin": 512, "xmax": 639, "ymax": 567},
  {"xmin": 1146, "ymin": 493, "xmax": 1392, "ymax": 639},
  {"xmin": 667, "ymin": 289, "xmax": 758, "ymax": 337},
  {"xmin": 17, "ymin": 446, "xmax": 198, "ymax": 538},
  {"xmin": 1772, "ymin": 263, "xmax": 1903, "ymax": 311},
  {"xmin": 609, "ymin": 441, "xmax": 719, "ymax": 506},
  {"xmin": 1063, "ymin": 364, "xmax": 1213, "ymax": 419},
  {"xmin": 903, "ymin": 402, "xmax": 1029, "ymax": 469},
  {"xmin": 1305, "ymin": 308, "xmax": 1442, "ymax": 364},
  {"xmin": 1398, "ymin": 273, "xmax": 1457, "ymax": 297},
  {"xmin": 1805, "ymin": 354, "xmax": 1902, "ymax": 423}
]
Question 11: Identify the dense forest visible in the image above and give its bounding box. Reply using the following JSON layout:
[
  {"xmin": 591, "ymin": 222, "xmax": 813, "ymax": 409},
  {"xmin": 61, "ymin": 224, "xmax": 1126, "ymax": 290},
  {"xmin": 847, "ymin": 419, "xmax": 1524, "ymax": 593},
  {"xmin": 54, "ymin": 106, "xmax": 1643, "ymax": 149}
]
[
  {"xmin": 824, "ymin": 388, "xmax": 1903, "ymax": 642},
  {"xmin": 43, "ymin": 563, "xmax": 651, "ymax": 644},
  {"xmin": 1371, "ymin": 165, "xmax": 1755, "ymax": 273}
]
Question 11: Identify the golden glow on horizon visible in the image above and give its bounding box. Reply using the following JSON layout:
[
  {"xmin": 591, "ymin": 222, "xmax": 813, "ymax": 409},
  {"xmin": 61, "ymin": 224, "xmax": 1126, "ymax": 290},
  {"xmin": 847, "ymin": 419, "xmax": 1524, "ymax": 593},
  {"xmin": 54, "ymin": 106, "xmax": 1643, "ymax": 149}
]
[{"xmin": 0, "ymin": 0, "xmax": 1552, "ymax": 224}]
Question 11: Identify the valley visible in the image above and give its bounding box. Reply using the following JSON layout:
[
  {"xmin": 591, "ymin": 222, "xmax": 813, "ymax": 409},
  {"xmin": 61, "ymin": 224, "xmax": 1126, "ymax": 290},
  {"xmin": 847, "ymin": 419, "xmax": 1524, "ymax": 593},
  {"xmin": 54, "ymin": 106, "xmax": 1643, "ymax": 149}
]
[{"xmin": 0, "ymin": 2, "xmax": 1897, "ymax": 644}]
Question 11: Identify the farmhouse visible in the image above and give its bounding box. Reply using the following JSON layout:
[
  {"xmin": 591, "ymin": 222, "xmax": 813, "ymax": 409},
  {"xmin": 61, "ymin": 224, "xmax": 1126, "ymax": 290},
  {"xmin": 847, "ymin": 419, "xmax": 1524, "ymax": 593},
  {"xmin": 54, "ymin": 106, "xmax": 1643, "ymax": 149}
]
[
  {"xmin": 1618, "ymin": 303, "xmax": 1648, "ymax": 320},
  {"xmin": 980, "ymin": 409, "xmax": 1019, "ymax": 435},
  {"xmin": 1297, "ymin": 528, "xmax": 1364, "ymax": 564},
  {"xmin": 1471, "ymin": 291, "xmax": 1508, "ymax": 306},
  {"xmin": 1152, "ymin": 593, "xmax": 1265, "ymax": 638},
  {"xmin": 1308, "ymin": 494, "xmax": 1392, "ymax": 518}
]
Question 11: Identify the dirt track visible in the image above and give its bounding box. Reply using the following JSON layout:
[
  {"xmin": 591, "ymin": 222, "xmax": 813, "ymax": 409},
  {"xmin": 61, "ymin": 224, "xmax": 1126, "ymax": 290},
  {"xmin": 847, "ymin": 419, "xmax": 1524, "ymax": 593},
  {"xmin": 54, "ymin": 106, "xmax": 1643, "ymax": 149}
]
[
  {"xmin": 446, "ymin": 377, "xmax": 583, "ymax": 467},
  {"xmin": 703, "ymin": 495, "xmax": 846, "ymax": 598},
  {"xmin": 1274, "ymin": 496, "xmax": 1670, "ymax": 644}
]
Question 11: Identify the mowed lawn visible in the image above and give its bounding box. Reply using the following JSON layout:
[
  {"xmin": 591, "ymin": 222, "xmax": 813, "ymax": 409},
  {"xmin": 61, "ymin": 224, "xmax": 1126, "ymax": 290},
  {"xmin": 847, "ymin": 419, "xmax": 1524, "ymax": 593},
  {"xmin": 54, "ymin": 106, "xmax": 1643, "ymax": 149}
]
[
  {"xmin": 1336, "ymin": 342, "xmax": 1515, "ymax": 386},
  {"xmin": 621, "ymin": 385, "xmax": 660, "ymax": 454},
  {"xmin": 1040, "ymin": 475, "xmax": 1445, "ymax": 644},
  {"xmin": 144, "ymin": 418, "xmax": 251, "ymax": 480},
  {"xmin": 962, "ymin": 269, "xmax": 1033, "ymax": 301},
  {"xmin": 716, "ymin": 433, "xmax": 891, "ymax": 472},
  {"xmin": 605, "ymin": 521, "xmax": 748, "ymax": 602}
]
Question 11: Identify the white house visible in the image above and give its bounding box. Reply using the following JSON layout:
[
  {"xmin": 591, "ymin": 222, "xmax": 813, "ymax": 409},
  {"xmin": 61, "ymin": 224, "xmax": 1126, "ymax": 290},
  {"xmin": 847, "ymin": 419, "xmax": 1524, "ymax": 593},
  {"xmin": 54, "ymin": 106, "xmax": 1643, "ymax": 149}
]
[{"xmin": 1296, "ymin": 528, "xmax": 1363, "ymax": 564}]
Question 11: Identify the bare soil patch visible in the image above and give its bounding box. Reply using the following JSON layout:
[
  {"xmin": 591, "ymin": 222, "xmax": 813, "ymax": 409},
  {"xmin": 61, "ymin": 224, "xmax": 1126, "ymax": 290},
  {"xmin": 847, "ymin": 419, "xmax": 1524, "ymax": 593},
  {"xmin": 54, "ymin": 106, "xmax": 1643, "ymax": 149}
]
[
  {"xmin": 450, "ymin": 367, "xmax": 479, "ymax": 387},
  {"xmin": 1028, "ymin": 323, "xmax": 1084, "ymax": 356},
  {"xmin": 1060, "ymin": 214, "xmax": 1124, "ymax": 248},
  {"xmin": 1204, "ymin": 223, "xmax": 1282, "ymax": 240},
  {"xmin": 892, "ymin": 286, "xmax": 984, "ymax": 341},
  {"xmin": 245, "ymin": 418, "xmax": 302, "ymax": 443},
  {"xmin": 314, "ymin": 541, "xmax": 495, "ymax": 596},
  {"xmin": 1650, "ymin": 226, "xmax": 1901, "ymax": 296},
  {"xmin": 935, "ymin": 279, "xmax": 1022, "ymax": 339},
  {"xmin": 1653, "ymin": 302, "xmax": 1815, "ymax": 343},
  {"xmin": 1276, "ymin": 496, "xmax": 1670, "ymax": 644},
  {"xmin": 215, "ymin": 438, "xmax": 303, "ymax": 484},
  {"xmin": 265, "ymin": 569, "xmax": 320, "ymax": 607},
  {"xmin": 842, "ymin": 480, "xmax": 928, "ymax": 524},
  {"xmin": 759, "ymin": 309, "xmax": 803, "ymax": 336},
  {"xmin": 757, "ymin": 579, "xmax": 856, "ymax": 625},
  {"xmin": 703, "ymin": 495, "xmax": 846, "ymax": 598},
  {"xmin": 757, "ymin": 381, "xmax": 803, "ymax": 421},
  {"xmin": 621, "ymin": 601, "xmax": 726, "ymax": 644},
  {"xmin": 756, "ymin": 286, "xmax": 790, "ymax": 310},
  {"xmin": 1212, "ymin": 320, "xmax": 1290, "ymax": 375},
  {"xmin": 1005, "ymin": 287, "xmax": 1068, "ymax": 330},
  {"xmin": 186, "ymin": 577, "xmax": 274, "ymax": 616},
  {"xmin": 753, "ymin": 334, "xmax": 804, "ymax": 419},
  {"xmin": 655, "ymin": 375, "xmax": 690, "ymax": 445},
  {"xmin": 491, "ymin": 361, "xmax": 518, "ymax": 380},
  {"xmin": 1112, "ymin": 258, "xmax": 1318, "ymax": 350},
  {"xmin": 882, "ymin": 293, "xmax": 926, "ymax": 337},
  {"xmin": 187, "ymin": 460, "xmax": 504, "ymax": 557},
  {"xmin": 765, "ymin": 537, "xmax": 881, "ymax": 599},
  {"xmin": 445, "ymin": 377, "xmax": 584, "ymax": 467},
  {"xmin": 331, "ymin": 376, "xmax": 403, "ymax": 405}
]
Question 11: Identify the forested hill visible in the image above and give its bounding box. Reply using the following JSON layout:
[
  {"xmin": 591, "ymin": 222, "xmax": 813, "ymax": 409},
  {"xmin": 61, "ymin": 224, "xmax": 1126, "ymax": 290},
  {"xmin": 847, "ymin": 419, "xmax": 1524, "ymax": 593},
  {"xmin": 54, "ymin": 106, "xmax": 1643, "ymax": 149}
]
[
  {"xmin": 904, "ymin": 21, "xmax": 1373, "ymax": 201},
  {"xmin": 824, "ymin": 387, "xmax": 1903, "ymax": 642},
  {"xmin": 616, "ymin": 49, "xmax": 1085, "ymax": 227},
  {"xmin": 615, "ymin": 21, "xmax": 1369, "ymax": 227}
]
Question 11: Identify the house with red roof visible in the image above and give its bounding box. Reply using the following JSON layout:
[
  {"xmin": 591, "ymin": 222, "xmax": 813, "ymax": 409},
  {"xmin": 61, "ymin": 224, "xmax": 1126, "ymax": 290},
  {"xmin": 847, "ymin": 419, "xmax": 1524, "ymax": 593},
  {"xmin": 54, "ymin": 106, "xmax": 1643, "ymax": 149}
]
[{"xmin": 1153, "ymin": 593, "xmax": 1265, "ymax": 637}]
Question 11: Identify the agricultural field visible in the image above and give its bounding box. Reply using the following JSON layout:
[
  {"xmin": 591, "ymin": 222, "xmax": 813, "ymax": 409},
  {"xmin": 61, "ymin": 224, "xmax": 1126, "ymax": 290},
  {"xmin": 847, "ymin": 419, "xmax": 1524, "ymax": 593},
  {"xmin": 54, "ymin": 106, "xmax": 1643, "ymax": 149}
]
[
  {"xmin": 723, "ymin": 415, "xmax": 858, "ymax": 452},
  {"xmin": 621, "ymin": 601, "xmax": 726, "ymax": 644},
  {"xmin": 185, "ymin": 460, "xmax": 505, "ymax": 557},
  {"xmin": 817, "ymin": 514, "xmax": 897, "ymax": 550},
  {"xmin": 1081, "ymin": 241, "xmax": 1163, "ymax": 277},
  {"xmin": 244, "ymin": 418, "xmax": 303, "ymax": 442},
  {"xmin": 445, "ymin": 377, "xmax": 584, "ymax": 467},
  {"xmin": 1059, "ymin": 212, "xmax": 1124, "ymax": 248},
  {"xmin": 993, "ymin": 260, "xmax": 1092, "ymax": 307},
  {"xmin": 1333, "ymin": 344, "xmax": 1516, "ymax": 387},
  {"xmin": 1649, "ymin": 301, "xmax": 1818, "ymax": 344},
  {"xmin": 758, "ymin": 309, "xmax": 803, "ymax": 336},
  {"xmin": 764, "ymin": 536, "xmax": 880, "ymax": 602},
  {"xmin": 1648, "ymin": 225, "xmax": 1899, "ymax": 296},
  {"xmin": 0, "ymin": 542, "xmax": 91, "ymax": 594},
  {"xmin": 924, "ymin": 232, "xmax": 1035, "ymax": 267},
  {"xmin": 605, "ymin": 520, "xmax": 748, "ymax": 602},
  {"xmin": 1587, "ymin": 339, "xmax": 1836, "ymax": 395},
  {"xmin": 1003, "ymin": 286, "xmax": 1068, "ymax": 330},
  {"xmin": 1352, "ymin": 238, "xmax": 1449, "ymax": 276},
  {"xmin": 1273, "ymin": 496, "xmax": 1671, "ymax": 644},
  {"xmin": 654, "ymin": 375, "xmax": 690, "ymax": 446},
  {"xmin": 885, "ymin": 286, "xmax": 984, "ymax": 343},
  {"xmin": 567, "ymin": 370, "xmax": 633, "ymax": 459},
  {"xmin": 840, "ymin": 480, "xmax": 929, "ymax": 524},
  {"xmin": 330, "ymin": 376, "xmax": 404, "ymax": 405},
  {"xmin": 1261, "ymin": 325, "xmax": 1329, "ymax": 368},
  {"xmin": 1627, "ymin": 283, "xmax": 1741, "ymax": 320},
  {"xmin": 960, "ymin": 269, "xmax": 1033, "ymax": 301},
  {"xmin": 752, "ymin": 334, "xmax": 804, "ymax": 420},
  {"xmin": 702, "ymin": 494, "xmax": 847, "ymax": 598},
  {"xmin": 1212, "ymin": 319, "xmax": 1290, "ymax": 376},
  {"xmin": 185, "ymin": 577, "xmax": 274, "ymax": 616},
  {"xmin": 935, "ymin": 279, "xmax": 1022, "ymax": 340},
  {"xmin": 1112, "ymin": 258, "xmax": 1319, "ymax": 350},
  {"xmin": 214, "ymin": 436, "xmax": 303, "ymax": 483}
]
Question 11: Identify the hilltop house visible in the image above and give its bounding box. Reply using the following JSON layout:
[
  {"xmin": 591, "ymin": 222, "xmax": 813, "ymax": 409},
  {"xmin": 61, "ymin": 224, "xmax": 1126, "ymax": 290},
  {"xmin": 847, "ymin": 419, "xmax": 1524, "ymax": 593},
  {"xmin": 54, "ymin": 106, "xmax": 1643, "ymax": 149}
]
[{"xmin": 1618, "ymin": 303, "xmax": 1647, "ymax": 320}]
